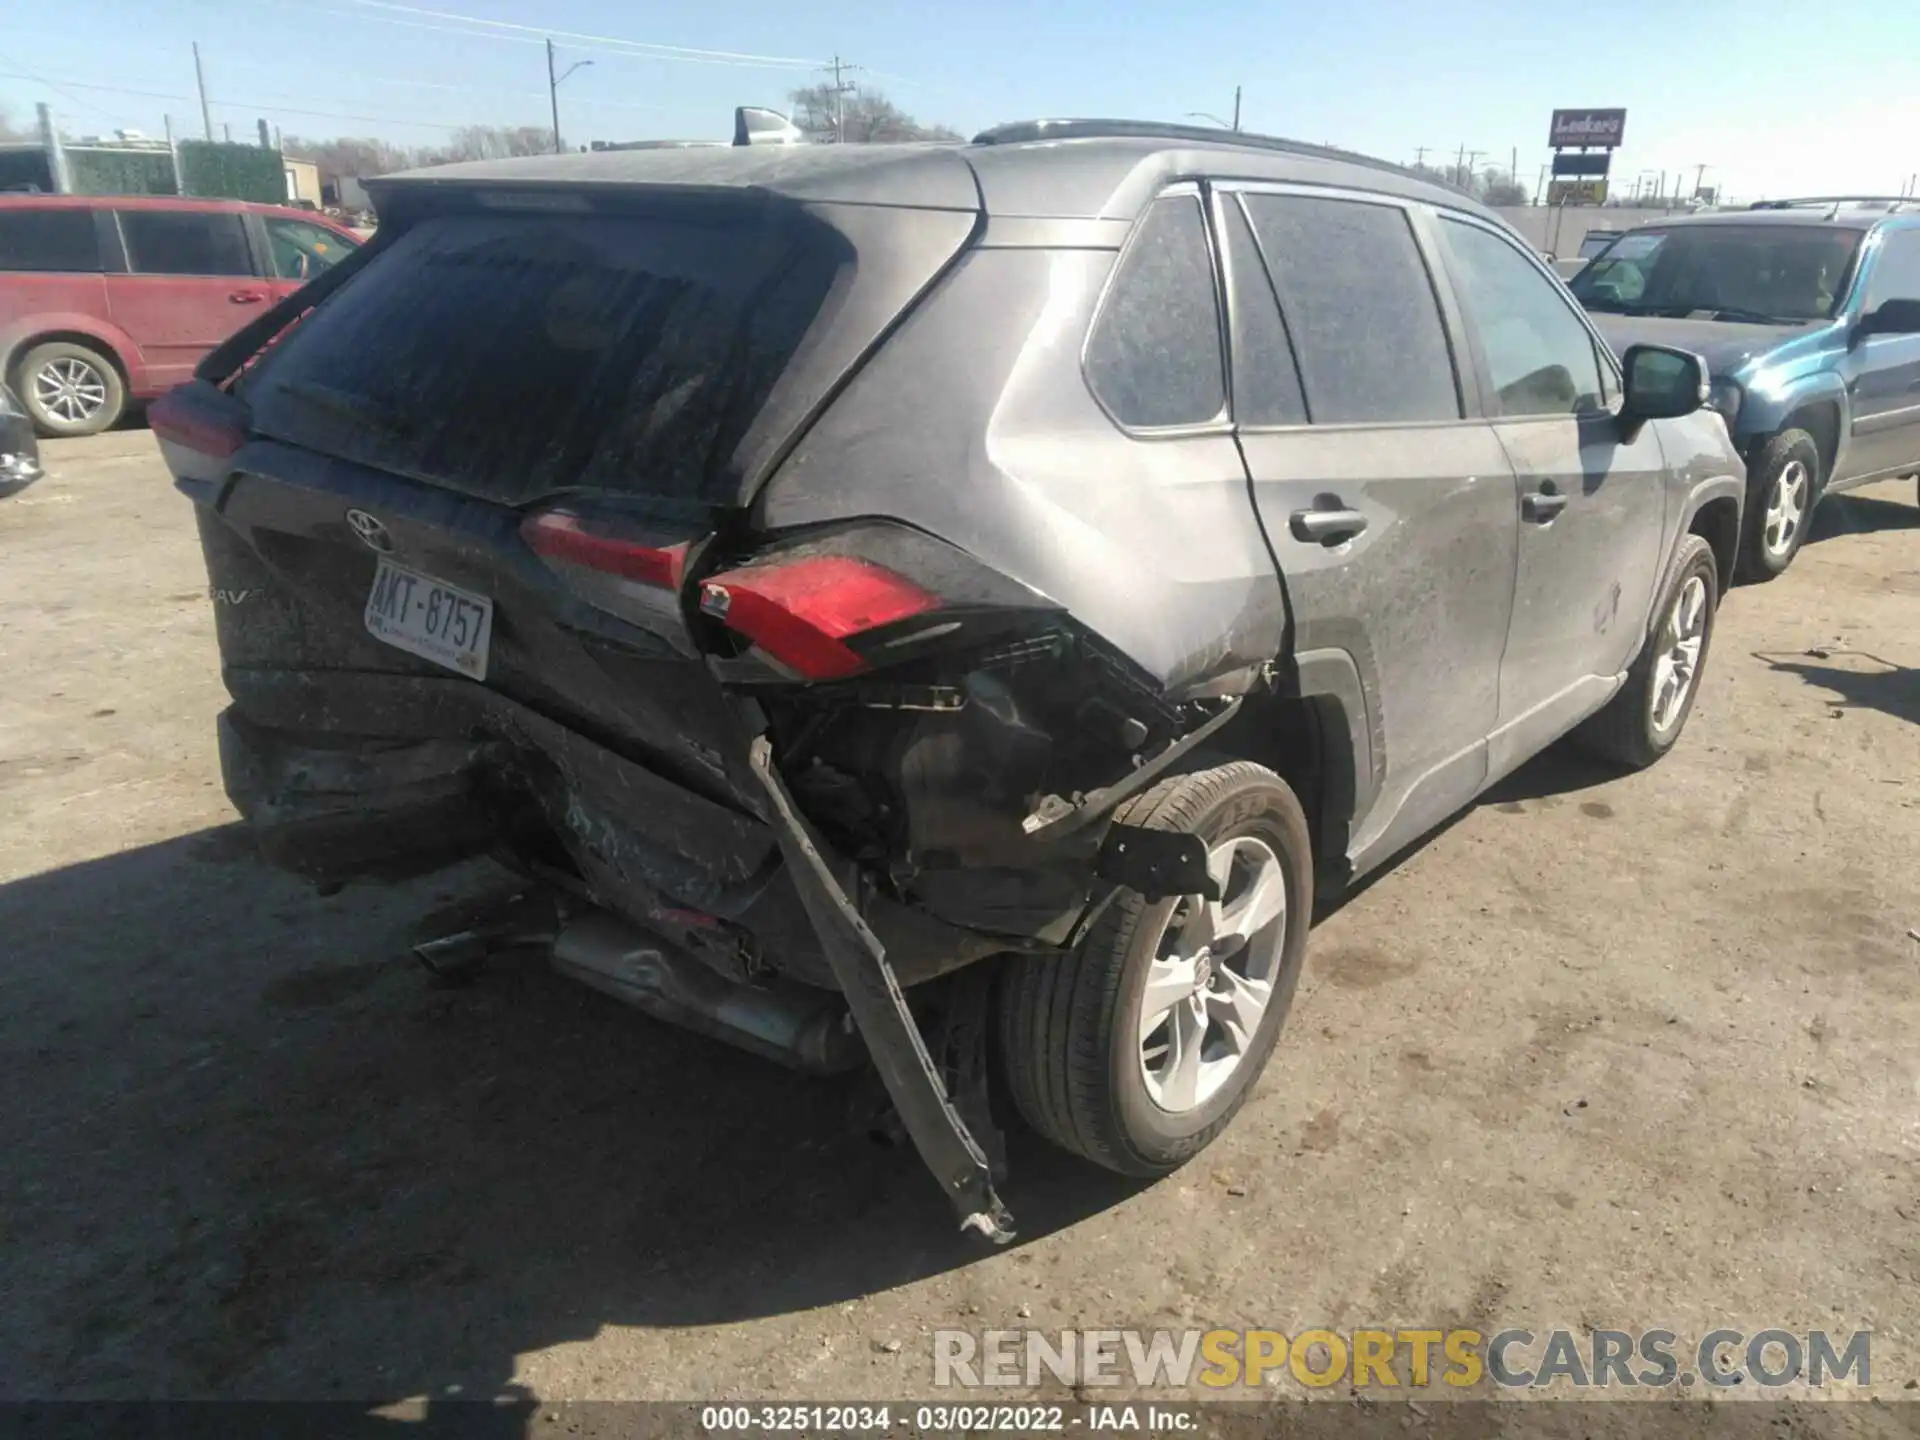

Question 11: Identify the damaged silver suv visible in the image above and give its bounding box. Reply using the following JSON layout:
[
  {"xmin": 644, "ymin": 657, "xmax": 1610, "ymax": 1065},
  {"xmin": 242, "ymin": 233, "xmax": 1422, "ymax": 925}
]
[{"xmin": 155, "ymin": 118, "xmax": 1746, "ymax": 1240}]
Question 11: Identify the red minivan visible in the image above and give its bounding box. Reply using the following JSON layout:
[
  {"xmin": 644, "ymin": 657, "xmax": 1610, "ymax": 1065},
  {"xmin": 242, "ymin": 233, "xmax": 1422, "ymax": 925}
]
[{"xmin": 0, "ymin": 195, "xmax": 361, "ymax": 436}]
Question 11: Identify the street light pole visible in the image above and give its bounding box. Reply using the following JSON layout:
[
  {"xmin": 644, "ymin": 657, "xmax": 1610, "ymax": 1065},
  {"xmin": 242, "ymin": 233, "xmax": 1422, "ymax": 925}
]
[
  {"xmin": 547, "ymin": 39, "xmax": 593, "ymax": 154},
  {"xmin": 1232, "ymin": 85, "xmax": 1242, "ymax": 132}
]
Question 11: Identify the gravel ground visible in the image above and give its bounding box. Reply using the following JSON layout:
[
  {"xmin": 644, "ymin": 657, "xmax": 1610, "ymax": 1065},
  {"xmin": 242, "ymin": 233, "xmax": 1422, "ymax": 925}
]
[{"xmin": 2, "ymin": 433, "xmax": 1916, "ymax": 1412}]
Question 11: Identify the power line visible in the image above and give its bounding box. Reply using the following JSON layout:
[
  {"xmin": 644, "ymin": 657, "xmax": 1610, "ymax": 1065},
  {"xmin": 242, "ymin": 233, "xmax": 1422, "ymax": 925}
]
[
  {"xmin": 0, "ymin": 70, "xmax": 477, "ymax": 131},
  {"xmin": 0, "ymin": 48, "xmax": 137, "ymax": 126},
  {"xmin": 335, "ymin": 0, "xmax": 822, "ymax": 68}
]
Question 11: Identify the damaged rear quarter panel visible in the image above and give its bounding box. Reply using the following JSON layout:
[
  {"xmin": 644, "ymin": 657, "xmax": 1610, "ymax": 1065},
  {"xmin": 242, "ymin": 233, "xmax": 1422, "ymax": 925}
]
[{"xmin": 754, "ymin": 246, "xmax": 1288, "ymax": 696}]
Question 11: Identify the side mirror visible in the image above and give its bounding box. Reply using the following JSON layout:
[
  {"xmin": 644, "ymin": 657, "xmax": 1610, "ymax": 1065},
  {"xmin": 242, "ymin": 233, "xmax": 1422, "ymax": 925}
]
[
  {"xmin": 1860, "ymin": 297, "xmax": 1920, "ymax": 337},
  {"xmin": 1620, "ymin": 343, "xmax": 1708, "ymax": 422}
]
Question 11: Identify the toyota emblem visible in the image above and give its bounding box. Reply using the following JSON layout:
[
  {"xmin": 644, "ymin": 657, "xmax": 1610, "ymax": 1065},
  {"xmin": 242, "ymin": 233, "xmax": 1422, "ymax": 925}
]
[{"xmin": 345, "ymin": 508, "xmax": 393, "ymax": 553}]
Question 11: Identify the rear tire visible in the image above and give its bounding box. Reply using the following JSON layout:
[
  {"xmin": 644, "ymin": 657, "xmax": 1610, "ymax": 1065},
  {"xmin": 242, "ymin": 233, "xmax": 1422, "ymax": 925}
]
[
  {"xmin": 14, "ymin": 341, "xmax": 125, "ymax": 438},
  {"xmin": 1735, "ymin": 429, "xmax": 1818, "ymax": 581},
  {"xmin": 996, "ymin": 762, "xmax": 1312, "ymax": 1177},
  {"xmin": 1577, "ymin": 534, "xmax": 1717, "ymax": 770}
]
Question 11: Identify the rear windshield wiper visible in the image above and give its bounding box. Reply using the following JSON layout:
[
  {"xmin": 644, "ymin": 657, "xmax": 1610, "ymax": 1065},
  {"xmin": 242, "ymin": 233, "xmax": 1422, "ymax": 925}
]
[{"xmin": 272, "ymin": 379, "xmax": 414, "ymax": 437}]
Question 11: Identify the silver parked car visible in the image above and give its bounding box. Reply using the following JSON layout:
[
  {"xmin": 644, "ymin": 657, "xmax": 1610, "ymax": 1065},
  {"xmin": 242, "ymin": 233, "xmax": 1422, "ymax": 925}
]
[{"xmin": 151, "ymin": 117, "xmax": 1745, "ymax": 1238}]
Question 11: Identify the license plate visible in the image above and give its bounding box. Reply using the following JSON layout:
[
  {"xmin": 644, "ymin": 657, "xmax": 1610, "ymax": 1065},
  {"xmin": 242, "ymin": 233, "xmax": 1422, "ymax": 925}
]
[{"xmin": 363, "ymin": 559, "xmax": 493, "ymax": 680}]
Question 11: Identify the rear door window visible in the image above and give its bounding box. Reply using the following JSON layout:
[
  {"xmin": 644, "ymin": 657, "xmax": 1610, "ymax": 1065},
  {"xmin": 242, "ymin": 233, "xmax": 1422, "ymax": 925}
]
[
  {"xmin": 1084, "ymin": 193, "xmax": 1226, "ymax": 428},
  {"xmin": 1219, "ymin": 196, "xmax": 1307, "ymax": 426},
  {"xmin": 0, "ymin": 208, "xmax": 104, "ymax": 272},
  {"xmin": 242, "ymin": 208, "xmax": 840, "ymax": 505},
  {"xmin": 119, "ymin": 211, "xmax": 254, "ymax": 276},
  {"xmin": 1239, "ymin": 192, "xmax": 1461, "ymax": 424}
]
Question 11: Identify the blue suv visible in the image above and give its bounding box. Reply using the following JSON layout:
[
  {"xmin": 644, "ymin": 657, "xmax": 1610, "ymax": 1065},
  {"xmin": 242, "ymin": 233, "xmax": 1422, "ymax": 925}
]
[{"xmin": 1571, "ymin": 199, "xmax": 1920, "ymax": 578}]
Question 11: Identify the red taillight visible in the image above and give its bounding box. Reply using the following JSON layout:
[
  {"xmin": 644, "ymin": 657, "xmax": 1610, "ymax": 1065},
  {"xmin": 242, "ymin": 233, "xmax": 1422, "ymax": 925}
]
[
  {"xmin": 699, "ymin": 555, "xmax": 941, "ymax": 680},
  {"xmin": 150, "ymin": 387, "xmax": 245, "ymax": 458},
  {"xmin": 521, "ymin": 512, "xmax": 687, "ymax": 589}
]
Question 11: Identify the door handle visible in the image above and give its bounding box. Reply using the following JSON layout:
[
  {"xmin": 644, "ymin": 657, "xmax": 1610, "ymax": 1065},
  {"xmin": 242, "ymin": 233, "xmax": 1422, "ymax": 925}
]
[
  {"xmin": 228, "ymin": 290, "xmax": 267, "ymax": 304},
  {"xmin": 1521, "ymin": 483, "xmax": 1568, "ymax": 523},
  {"xmin": 1289, "ymin": 505, "xmax": 1368, "ymax": 546}
]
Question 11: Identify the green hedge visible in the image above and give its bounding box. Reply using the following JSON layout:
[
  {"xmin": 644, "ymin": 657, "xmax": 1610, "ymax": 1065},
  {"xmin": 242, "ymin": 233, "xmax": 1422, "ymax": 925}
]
[
  {"xmin": 178, "ymin": 141, "xmax": 284, "ymax": 203},
  {"xmin": 67, "ymin": 148, "xmax": 176, "ymax": 196}
]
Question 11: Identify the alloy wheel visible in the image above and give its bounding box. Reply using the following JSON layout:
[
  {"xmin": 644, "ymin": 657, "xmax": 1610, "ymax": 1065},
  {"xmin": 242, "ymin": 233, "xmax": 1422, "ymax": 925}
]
[
  {"xmin": 1762, "ymin": 459, "xmax": 1810, "ymax": 558},
  {"xmin": 33, "ymin": 356, "xmax": 109, "ymax": 427},
  {"xmin": 1650, "ymin": 573, "xmax": 1708, "ymax": 734},
  {"xmin": 1138, "ymin": 835, "xmax": 1289, "ymax": 1113}
]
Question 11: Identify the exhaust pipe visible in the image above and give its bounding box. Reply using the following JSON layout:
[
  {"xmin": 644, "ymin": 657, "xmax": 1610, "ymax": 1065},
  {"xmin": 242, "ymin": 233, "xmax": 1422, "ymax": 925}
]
[{"xmin": 551, "ymin": 910, "xmax": 866, "ymax": 1076}]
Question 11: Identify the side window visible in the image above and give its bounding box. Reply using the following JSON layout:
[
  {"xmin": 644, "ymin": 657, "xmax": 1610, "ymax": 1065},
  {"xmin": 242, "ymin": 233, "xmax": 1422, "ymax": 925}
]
[
  {"xmin": 1220, "ymin": 197, "xmax": 1307, "ymax": 426},
  {"xmin": 1440, "ymin": 217, "xmax": 1607, "ymax": 418},
  {"xmin": 1864, "ymin": 229, "xmax": 1920, "ymax": 312},
  {"xmin": 266, "ymin": 218, "xmax": 353, "ymax": 281},
  {"xmin": 0, "ymin": 209, "xmax": 103, "ymax": 273},
  {"xmin": 119, "ymin": 211, "xmax": 253, "ymax": 277},
  {"xmin": 1085, "ymin": 194, "xmax": 1226, "ymax": 428},
  {"xmin": 1240, "ymin": 192, "xmax": 1460, "ymax": 424}
]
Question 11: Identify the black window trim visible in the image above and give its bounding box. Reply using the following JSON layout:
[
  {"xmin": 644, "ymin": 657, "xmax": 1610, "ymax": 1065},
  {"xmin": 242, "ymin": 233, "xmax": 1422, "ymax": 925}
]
[
  {"xmin": 112, "ymin": 206, "xmax": 265, "ymax": 280},
  {"xmin": 1423, "ymin": 204, "xmax": 1625, "ymax": 425},
  {"xmin": 1213, "ymin": 178, "xmax": 1484, "ymax": 434},
  {"xmin": 1078, "ymin": 181, "xmax": 1234, "ymax": 438}
]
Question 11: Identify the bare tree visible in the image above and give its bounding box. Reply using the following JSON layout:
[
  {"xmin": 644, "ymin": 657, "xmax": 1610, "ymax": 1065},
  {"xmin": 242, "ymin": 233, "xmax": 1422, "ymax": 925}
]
[
  {"xmin": 786, "ymin": 84, "xmax": 960, "ymax": 144},
  {"xmin": 283, "ymin": 134, "xmax": 421, "ymax": 179},
  {"xmin": 435, "ymin": 124, "xmax": 558, "ymax": 162},
  {"xmin": 1478, "ymin": 169, "xmax": 1530, "ymax": 206}
]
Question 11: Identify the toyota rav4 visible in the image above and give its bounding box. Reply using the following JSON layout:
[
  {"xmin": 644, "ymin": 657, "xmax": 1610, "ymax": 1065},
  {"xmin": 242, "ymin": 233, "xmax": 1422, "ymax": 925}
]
[{"xmin": 154, "ymin": 118, "xmax": 1746, "ymax": 1239}]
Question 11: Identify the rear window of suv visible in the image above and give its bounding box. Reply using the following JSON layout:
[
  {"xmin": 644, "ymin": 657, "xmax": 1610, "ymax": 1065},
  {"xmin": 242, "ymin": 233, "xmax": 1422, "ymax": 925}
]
[{"xmin": 242, "ymin": 208, "xmax": 839, "ymax": 506}]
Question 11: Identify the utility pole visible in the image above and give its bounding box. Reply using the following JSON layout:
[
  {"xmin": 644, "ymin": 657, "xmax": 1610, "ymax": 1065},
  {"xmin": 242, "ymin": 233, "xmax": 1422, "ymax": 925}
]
[
  {"xmin": 1231, "ymin": 84, "xmax": 1241, "ymax": 133},
  {"xmin": 1454, "ymin": 146, "xmax": 1483, "ymax": 189},
  {"xmin": 1693, "ymin": 162, "xmax": 1710, "ymax": 202},
  {"xmin": 1509, "ymin": 145, "xmax": 1517, "ymax": 188},
  {"xmin": 164, "ymin": 114, "xmax": 183, "ymax": 193},
  {"xmin": 192, "ymin": 42, "xmax": 212, "ymax": 141},
  {"xmin": 818, "ymin": 55, "xmax": 861, "ymax": 143},
  {"xmin": 1414, "ymin": 146, "xmax": 1430, "ymax": 167},
  {"xmin": 547, "ymin": 39, "xmax": 592, "ymax": 155}
]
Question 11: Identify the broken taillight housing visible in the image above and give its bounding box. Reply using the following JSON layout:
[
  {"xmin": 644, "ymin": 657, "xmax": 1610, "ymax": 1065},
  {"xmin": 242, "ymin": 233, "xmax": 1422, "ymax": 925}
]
[
  {"xmin": 699, "ymin": 555, "xmax": 943, "ymax": 681},
  {"xmin": 521, "ymin": 511, "xmax": 688, "ymax": 589},
  {"xmin": 150, "ymin": 381, "xmax": 248, "ymax": 459}
]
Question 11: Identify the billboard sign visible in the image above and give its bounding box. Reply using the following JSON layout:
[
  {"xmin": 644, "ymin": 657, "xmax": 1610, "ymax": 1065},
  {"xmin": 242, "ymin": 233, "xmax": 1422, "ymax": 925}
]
[
  {"xmin": 1549, "ymin": 108, "xmax": 1627, "ymax": 149},
  {"xmin": 1551, "ymin": 151, "xmax": 1613, "ymax": 177},
  {"xmin": 1547, "ymin": 179, "xmax": 1609, "ymax": 206}
]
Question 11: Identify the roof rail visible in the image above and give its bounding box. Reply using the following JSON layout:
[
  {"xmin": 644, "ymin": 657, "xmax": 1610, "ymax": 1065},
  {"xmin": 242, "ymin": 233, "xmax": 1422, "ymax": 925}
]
[
  {"xmin": 970, "ymin": 119, "xmax": 1436, "ymax": 187},
  {"xmin": 1748, "ymin": 196, "xmax": 1920, "ymax": 213}
]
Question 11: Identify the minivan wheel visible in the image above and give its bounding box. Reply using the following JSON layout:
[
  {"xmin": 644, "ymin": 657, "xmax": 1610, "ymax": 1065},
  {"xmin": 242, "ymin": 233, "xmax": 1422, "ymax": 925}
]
[
  {"xmin": 15, "ymin": 341, "xmax": 125, "ymax": 437},
  {"xmin": 1577, "ymin": 534, "xmax": 1718, "ymax": 770},
  {"xmin": 996, "ymin": 762, "xmax": 1312, "ymax": 1177},
  {"xmin": 1735, "ymin": 429, "xmax": 1819, "ymax": 582}
]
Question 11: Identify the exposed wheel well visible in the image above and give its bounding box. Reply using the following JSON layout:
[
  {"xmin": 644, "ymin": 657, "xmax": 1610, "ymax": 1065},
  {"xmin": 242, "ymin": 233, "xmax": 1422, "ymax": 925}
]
[
  {"xmin": 1195, "ymin": 689, "xmax": 1354, "ymax": 877},
  {"xmin": 1777, "ymin": 401, "xmax": 1841, "ymax": 486},
  {"xmin": 5, "ymin": 331, "xmax": 130, "ymax": 391},
  {"xmin": 1687, "ymin": 496, "xmax": 1740, "ymax": 596}
]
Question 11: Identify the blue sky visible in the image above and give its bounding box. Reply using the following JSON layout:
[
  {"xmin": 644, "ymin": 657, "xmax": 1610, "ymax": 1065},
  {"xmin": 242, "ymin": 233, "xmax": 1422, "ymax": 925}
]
[{"xmin": 3, "ymin": 0, "xmax": 1916, "ymax": 202}]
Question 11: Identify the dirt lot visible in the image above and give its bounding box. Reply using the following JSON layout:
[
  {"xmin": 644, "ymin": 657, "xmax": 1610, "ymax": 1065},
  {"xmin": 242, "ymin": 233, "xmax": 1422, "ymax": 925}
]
[{"xmin": 2, "ymin": 432, "xmax": 1917, "ymax": 1408}]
